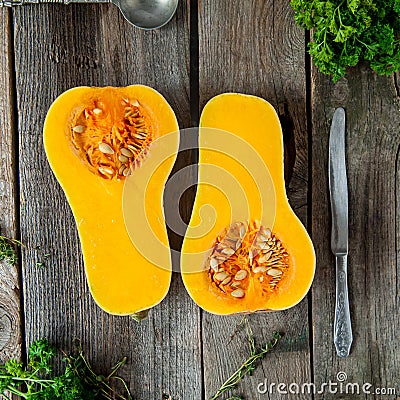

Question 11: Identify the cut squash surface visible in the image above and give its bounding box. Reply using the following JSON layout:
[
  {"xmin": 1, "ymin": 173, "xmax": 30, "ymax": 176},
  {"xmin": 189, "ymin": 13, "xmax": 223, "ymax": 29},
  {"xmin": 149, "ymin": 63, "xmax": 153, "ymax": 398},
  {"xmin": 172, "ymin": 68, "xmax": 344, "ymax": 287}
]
[
  {"xmin": 181, "ymin": 93, "xmax": 315, "ymax": 315},
  {"xmin": 44, "ymin": 85, "xmax": 179, "ymax": 316}
]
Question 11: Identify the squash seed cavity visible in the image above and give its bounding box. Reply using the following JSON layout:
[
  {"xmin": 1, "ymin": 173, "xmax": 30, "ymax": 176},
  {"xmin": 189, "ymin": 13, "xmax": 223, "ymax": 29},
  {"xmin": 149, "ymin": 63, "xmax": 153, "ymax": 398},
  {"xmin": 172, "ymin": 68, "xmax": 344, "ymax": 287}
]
[
  {"xmin": 70, "ymin": 97, "xmax": 152, "ymax": 180},
  {"xmin": 207, "ymin": 221, "xmax": 290, "ymax": 298}
]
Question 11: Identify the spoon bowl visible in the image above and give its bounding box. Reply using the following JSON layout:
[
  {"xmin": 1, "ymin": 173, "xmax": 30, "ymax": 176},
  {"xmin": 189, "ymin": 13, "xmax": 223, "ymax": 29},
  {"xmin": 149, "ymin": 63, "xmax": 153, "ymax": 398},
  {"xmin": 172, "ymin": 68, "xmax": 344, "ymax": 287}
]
[{"xmin": 114, "ymin": 0, "xmax": 179, "ymax": 29}]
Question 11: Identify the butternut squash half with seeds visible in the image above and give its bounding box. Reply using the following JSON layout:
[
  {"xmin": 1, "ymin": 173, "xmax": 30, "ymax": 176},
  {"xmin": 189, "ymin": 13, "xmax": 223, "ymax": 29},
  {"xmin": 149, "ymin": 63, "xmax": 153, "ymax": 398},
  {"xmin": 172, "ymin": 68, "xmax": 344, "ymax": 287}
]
[
  {"xmin": 44, "ymin": 85, "xmax": 179, "ymax": 318},
  {"xmin": 181, "ymin": 93, "xmax": 315, "ymax": 315}
]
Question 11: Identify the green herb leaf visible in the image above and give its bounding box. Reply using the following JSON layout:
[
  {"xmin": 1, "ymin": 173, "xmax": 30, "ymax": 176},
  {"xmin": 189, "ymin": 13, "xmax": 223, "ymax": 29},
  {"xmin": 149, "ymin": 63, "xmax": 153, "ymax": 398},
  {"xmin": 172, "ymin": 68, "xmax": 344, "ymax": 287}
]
[
  {"xmin": 290, "ymin": 0, "xmax": 400, "ymax": 82},
  {"xmin": 0, "ymin": 338, "xmax": 132, "ymax": 400},
  {"xmin": 0, "ymin": 235, "xmax": 22, "ymax": 267}
]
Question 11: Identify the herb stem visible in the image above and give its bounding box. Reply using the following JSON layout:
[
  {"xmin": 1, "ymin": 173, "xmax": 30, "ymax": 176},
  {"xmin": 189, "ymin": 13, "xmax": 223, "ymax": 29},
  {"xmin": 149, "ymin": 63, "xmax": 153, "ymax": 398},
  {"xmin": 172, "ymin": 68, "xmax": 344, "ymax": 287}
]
[
  {"xmin": 1, "ymin": 338, "xmax": 133, "ymax": 399},
  {"xmin": 0, "ymin": 374, "xmax": 54, "ymax": 383},
  {"xmin": 210, "ymin": 331, "xmax": 281, "ymax": 400},
  {"xmin": 110, "ymin": 376, "xmax": 133, "ymax": 400},
  {"xmin": 2, "ymin": 387, "xmax": 27, "ymax": 398},
  {"xmin": 106, "ymin": 356, "xmax": 127, "ymax": 380}
]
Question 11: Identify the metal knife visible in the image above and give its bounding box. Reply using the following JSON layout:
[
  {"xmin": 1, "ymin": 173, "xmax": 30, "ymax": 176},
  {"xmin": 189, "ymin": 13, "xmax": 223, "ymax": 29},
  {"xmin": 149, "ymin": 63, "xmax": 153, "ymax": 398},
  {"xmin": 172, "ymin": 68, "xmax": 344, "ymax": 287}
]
[{"xmin": 328, "ymin": 107, "xmax": 352, "ymax": 358}]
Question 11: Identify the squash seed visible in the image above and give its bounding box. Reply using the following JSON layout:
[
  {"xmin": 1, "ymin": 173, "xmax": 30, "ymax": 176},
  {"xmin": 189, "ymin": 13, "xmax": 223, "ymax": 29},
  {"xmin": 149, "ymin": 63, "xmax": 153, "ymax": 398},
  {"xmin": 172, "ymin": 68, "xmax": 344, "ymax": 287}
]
[
  {"xmin": 73, "ymin": 125, "xmax": 85, "ymax": 133},
  {"xmin": 234, "ymin": 269, "xmax": 248, "ymax": 281},
  {"xmin": 93, "ymin": 108, "xmax": 102, "ymax": 115},
  {"xmin": 123, "ymin": 167, "xmax": 131, "ymax": 177},
  {"xmin": 231, "ymin": 281, "xmax": 241, "ymax": 288},
  {"xmin": 118, "ymin": 155, "xmax": 129, "ymax": 163},
  {"xmin": 256, "ymin": 241, "xmax": 268, "ymax": 251},
  {"xmin": 267, "ymin": 268, "xmax": 282, "ymax": 277},
  {"xmin": 231, "ymin": 289, "xmax": 245, "ymax": 298},
  {"xmin": 210, "ymin": 258, "xmax": 219, "ymax": 271},
  {"xmin": 227, "ymin": 231, "xmax": 239, "ymax": 241},
  {"xmin": 99, "ymin": 143, "xmax": 114, "ymax": 155},
  {"xmin": 98, "ymin": 167, "xmax": 113, "ymax": 175},
  {"xmin": 215, "ymin": 272, "xmax": 229, "ymax": 281},
  {"xmin": 221, "ymin": 276, "xmax": 232, "ymax": 285},
  {"xmin": 258, "ymin": 251, "xmax": 272, "ymax": 264},
  {"xmin": 263, "ymin": 228, "xmax": 272, "ymax": 238},
  {"xmin": 121, "ymin": 147, "xmax": 133, "ymax": 158},
  {"xmin": 118, "ymin": 165, "xmax": 127, "ymax": 175},
  {"xmin": 253, "ymin": 266, "xmax": 267, "ymax": 274},
  {"xmin": 221, "ymin": 247, "xmax": 235, "ymax": 256}
]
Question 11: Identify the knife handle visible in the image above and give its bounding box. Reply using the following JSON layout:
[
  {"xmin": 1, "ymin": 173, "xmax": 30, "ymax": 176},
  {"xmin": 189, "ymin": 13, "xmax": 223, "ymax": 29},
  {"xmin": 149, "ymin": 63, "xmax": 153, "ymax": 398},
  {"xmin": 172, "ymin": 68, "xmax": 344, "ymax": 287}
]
[{"xmin": 334, "ymin": 255, "xmax": 353, "ymax": 357}]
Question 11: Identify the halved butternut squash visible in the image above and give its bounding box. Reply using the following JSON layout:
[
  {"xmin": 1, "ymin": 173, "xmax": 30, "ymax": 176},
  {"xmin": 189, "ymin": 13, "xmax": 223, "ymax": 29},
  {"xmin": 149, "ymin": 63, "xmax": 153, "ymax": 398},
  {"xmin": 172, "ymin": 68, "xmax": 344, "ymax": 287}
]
[
  {"xmin": 181, "ymin": 93, "xmax": 315, "ymax": 314},
  {"xmin": 44, "ymin": 85, "xmax": 179, "ymax": 317}
]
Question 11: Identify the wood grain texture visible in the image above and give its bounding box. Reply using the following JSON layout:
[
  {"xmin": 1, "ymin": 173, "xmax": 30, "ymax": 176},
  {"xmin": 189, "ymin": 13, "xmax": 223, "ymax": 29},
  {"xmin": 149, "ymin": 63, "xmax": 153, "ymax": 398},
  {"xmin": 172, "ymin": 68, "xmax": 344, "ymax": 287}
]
[
  {"xmin": 199, "ymin": 1, "xmax": 311, "ymax": 398},
  {"xmin": 311, "ymin": 65, "xmax": 400, "ymax": 398},
  {"xmin": 0, "ymin": 8, "xmax": 22, "ymax": 363},
  {"xmin": 13, "ymin": 2, "xmax": 202, "ymax": 398}
]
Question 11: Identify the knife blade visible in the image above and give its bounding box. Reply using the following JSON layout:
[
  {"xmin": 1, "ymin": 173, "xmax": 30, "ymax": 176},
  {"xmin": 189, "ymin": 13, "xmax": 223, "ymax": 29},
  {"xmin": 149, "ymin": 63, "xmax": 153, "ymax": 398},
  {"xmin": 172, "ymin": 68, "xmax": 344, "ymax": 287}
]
[{"xmin": 328, "ymin": 107, "xmax": 352, "ymax": 357}]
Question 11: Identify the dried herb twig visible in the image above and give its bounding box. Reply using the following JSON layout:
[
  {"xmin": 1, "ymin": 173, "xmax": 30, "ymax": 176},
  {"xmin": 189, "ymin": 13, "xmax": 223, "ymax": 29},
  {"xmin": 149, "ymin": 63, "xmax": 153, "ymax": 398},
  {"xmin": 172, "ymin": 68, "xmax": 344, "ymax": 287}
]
[
  {"xmin": 210, "ymin": 322, "xmax": 282, "ymax": 400},
  {"xmin": 61, "ymin": 339, "xmax": 132, "ymax": 400}
]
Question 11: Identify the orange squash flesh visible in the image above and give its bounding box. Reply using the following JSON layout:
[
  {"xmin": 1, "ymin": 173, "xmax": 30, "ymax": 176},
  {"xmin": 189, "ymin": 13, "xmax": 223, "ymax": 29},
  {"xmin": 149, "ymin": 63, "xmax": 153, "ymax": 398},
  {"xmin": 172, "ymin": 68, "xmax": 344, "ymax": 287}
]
[
  {"xmin": 181, "ymin": 93, "xmax": 315, "ymax": 315},
  {"xmin": 44, "ymin": 85, "xmax": 179, "ymax": 316}
]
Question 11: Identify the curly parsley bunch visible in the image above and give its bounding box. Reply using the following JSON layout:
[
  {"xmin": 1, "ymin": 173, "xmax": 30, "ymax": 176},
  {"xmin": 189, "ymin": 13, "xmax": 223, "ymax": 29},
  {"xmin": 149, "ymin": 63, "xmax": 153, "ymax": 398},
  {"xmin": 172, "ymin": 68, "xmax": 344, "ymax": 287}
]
[
  {"xmin": 290, "ymin": 0, "xmax": 400, "ymax": 82},
  {"xmin": 0, "ymin": 338, "xmax": 131, "ymax": 400}
]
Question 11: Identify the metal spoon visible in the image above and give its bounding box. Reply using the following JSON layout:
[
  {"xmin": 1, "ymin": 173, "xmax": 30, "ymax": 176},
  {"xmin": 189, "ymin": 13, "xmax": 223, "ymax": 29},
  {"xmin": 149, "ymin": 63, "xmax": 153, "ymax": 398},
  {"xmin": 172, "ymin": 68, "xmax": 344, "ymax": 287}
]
[
  {"xmin": 116, "ymin": 0, "xmax": 178, "ymax": 29},
  {"xmin": 0, "ymin": 0, "xmax": 179, "ymax": 30}
]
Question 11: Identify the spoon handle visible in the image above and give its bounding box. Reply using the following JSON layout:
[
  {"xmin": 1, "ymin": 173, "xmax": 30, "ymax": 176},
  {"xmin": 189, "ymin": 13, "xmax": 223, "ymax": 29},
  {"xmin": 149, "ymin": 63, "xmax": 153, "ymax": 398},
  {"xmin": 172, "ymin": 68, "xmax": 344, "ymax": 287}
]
[{"xmin": 0, "ymin": 0, "xmax": 110, "ymax": 5}]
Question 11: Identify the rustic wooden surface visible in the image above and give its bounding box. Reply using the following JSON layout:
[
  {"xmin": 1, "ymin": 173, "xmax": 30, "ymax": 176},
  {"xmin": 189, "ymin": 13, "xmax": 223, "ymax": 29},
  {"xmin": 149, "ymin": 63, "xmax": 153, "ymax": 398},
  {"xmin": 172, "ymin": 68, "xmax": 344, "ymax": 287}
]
[
  {"xmin": 311, "ymin": 66, "xmax": 400, "ymax": 399},
  {"xmin": 198, "ymin": 2, "xmax": 311, "ymax": 399},
  {"xmin": 0, "ymin": 8, "xmax": 21, "ymax": 363},
  {"xmin": 12, "ymin": 2, "xmax": 201, "ymax": 399},
  {"xmin": 0, "ymin": 0, "xmax": 399, "ymax": 399}
]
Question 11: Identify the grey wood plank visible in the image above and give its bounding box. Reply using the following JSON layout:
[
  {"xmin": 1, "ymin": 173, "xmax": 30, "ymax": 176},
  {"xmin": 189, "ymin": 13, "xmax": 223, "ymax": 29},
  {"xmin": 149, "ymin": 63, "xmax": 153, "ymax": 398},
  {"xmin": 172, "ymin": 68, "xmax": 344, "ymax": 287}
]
[
  {"xmin": 0, "ymin": 8, "xmax": 22, "ymax": 363},
  {"xmin": 312, "ymin": 66, "xmax": 400, "ymax": 399},
  {"xmin": 199, "ymin": 1, "xmax": 311, "ymax": 399},
  {"xmin": 13, "ymin": 2, "xmax": 202, "ymax": 399}
]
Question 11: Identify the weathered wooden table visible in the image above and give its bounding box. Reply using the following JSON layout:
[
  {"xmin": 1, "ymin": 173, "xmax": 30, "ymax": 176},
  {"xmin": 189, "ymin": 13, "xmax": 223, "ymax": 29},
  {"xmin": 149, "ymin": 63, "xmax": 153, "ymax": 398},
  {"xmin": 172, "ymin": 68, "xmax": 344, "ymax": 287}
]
[{"xmin": 0, "ymin": 1, "xmax": 399, "ymax": 399}]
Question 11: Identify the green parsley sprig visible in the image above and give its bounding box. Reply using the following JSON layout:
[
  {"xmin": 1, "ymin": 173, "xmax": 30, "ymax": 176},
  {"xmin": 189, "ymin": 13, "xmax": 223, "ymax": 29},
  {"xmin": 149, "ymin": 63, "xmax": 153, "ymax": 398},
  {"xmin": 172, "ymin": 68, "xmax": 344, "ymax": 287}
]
[
  {"xmin": 290, "ymin": 0, "xmax": 400, "ymax": 82},
  {"xmin": 0, "ymin": 338, "xmax": 132, "ymax": 400},
  {"xmin": 0, "ymin": 236, "xmax": 22, "ymax": 267}
]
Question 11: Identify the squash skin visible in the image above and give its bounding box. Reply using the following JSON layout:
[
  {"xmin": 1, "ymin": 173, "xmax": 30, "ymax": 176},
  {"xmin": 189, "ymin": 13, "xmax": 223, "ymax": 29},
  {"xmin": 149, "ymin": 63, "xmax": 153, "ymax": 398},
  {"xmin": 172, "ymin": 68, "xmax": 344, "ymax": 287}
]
[
  {"xmin": 44, "ymin": 85, "xmax": 179, "ymax": 316},
  {"xmin": 181, "ymin": 93, "xmax": 315, "ymax": 315}
]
